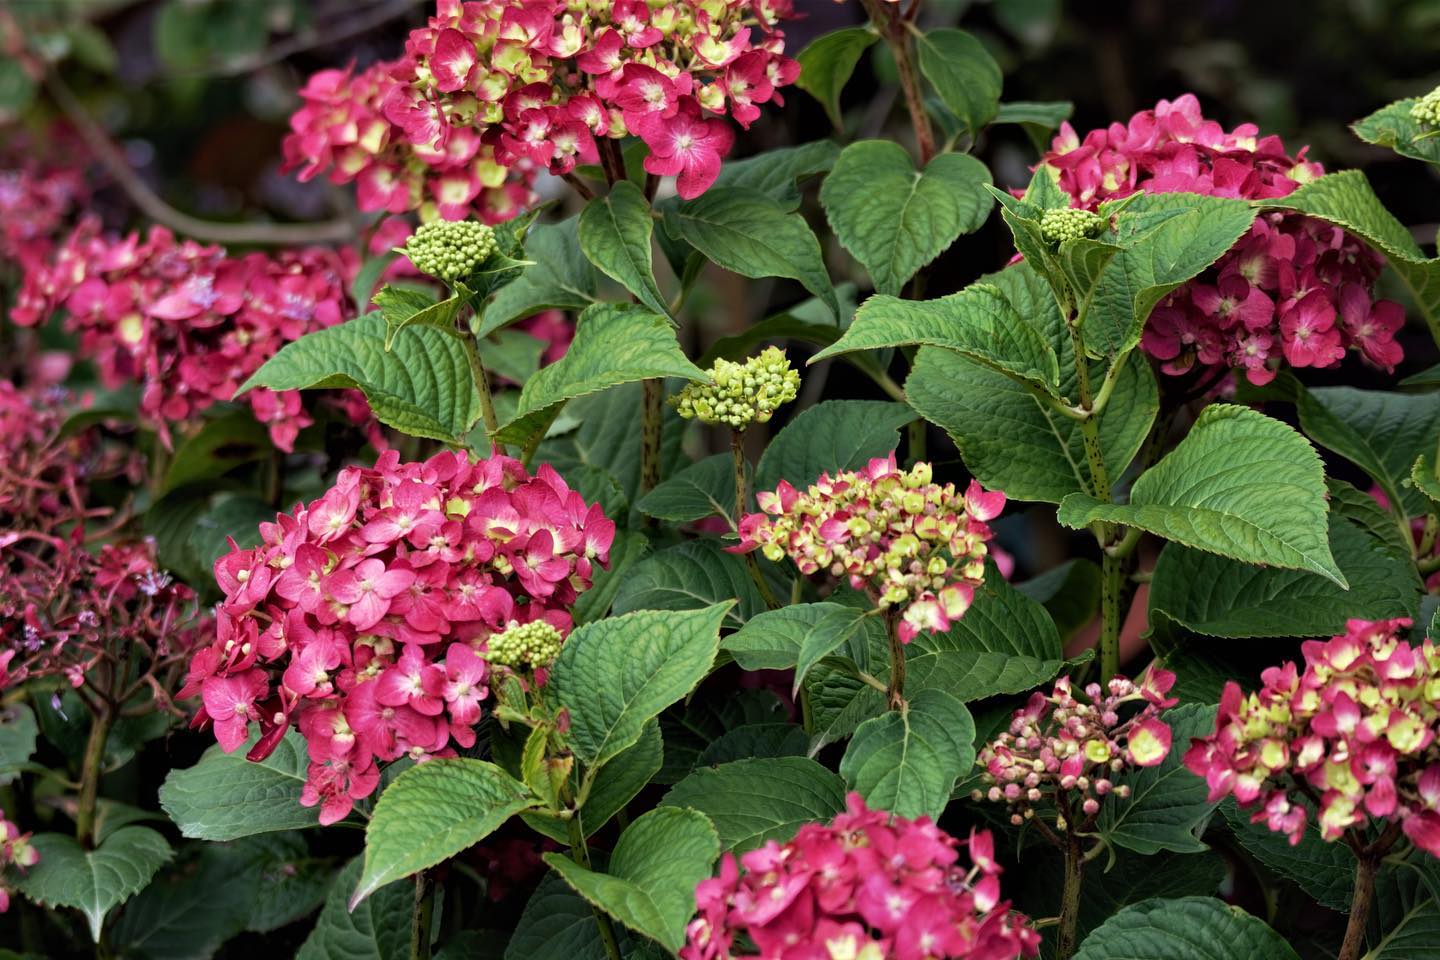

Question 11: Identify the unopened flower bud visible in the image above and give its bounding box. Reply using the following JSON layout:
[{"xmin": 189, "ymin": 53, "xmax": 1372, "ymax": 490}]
[
  {"xmin": 485, "ymin": 619, "xmax": 564, "ymax": 668},
  {"xmin": 401, "ymin": 220, "xmax": 498, "ymax": 282},
  {"xmin": 1413, "ymin": 87, "xmax": 1440, "ymax": 128},
  {"xmin": 671, "ymin": 347, "xmax": 800, "ymax": 429},
  {"xmin": 1040, "ymin": 206, "xmax": 1105, "ymax": 243}
]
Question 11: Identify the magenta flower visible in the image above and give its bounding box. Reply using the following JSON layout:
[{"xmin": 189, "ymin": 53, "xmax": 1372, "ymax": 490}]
[
  {"xmin": 641, "ymin": 97, "xmax": 738, "ymax": 199},
  {"xmin": 201, "ymin": 670, "xmax": 270, "ymax": 752}
]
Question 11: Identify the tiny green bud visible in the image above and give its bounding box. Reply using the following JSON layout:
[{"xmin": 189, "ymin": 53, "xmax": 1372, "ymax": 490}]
[{"xmin": 1040, "ymin": 206, "xmax": 1105, "ymax": 243}]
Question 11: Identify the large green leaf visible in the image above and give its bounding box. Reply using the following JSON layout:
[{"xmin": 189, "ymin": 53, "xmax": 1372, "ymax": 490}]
[
  {"xmin": 353, "ymin": 759, "xmax": 534, "ymax": 907},
  {"xmin": 914, "ymin": 29, "xmax": 1002, "ymax": 136},
  {"xmin": 1016, "ymin": 559, "xmax": 1102, "ymax": 642},
  {"xmin": 1073, "ymin": 897, "xmax": 1299, "ymax": 960},
  {"xmin": 754, "ymin": 399, "xmax": 916, "ymax": 494},
  {"xmin": 794, "ymin": 605, "xmax": 877, "ymax": 692},
  {"xmin": 903, "ymin": 571, "xmax": 1065, "ymax": 701},
  {"xmin": 163, "ymin": 409, "xmax": 271, "ymax": 491},
  {"xmin": 1058, "ymin": 405, "xmax": 1343, "ymax": 584},
  {"xmin": 506, "ymin": 875, "xmax": 620, "ymax": 960},
  {"xmin": 709, "ymin": 140, "xmax": 840, "ymax": 211},
  {"xmin": 794, "ymin": 27, "xmax": 878, "ymax": 129},
  {"xmin": 816, "ymin": 283, "xmax": 1060, "ymax": 389},
  {"xmin": 524, "ymin": 720, "xmax": 664, "ymax": 843},
  {"xmin": 670, "ymin": 189, "xmax": 838, "ymax": 318},
  {"xmin": 0, "ymin": 703, "xmax": 37, "ymax": 784},
  {"xmin": 1149, "ymin": 516, "xmax": 1419, "ymax": 639},
  {"xmin": 572, "ymin": 530, "xmax": 650, "ymax": 625},
  {"xmin": 839, "ymin": 688, "xmax": 975, "ymax": 819},
  {"xmin": 1353, "ymin": 97, "xmax": 1440, "ymax": 167},
  {"xmin": 1080, "ymin": 192, "xmax": 1257, "ymax": 358},
  {"xmin": 1221, "ymin": 800, "xmax": 1355, "ymax": 912},
  {"xmin": 820, "ymin": 141, "xmax": 993, "ymax": 296},
  {"xmin": 159, "ymin": 730, "xmax": 317, "ymax": 840},
  {"xmin": 480, "ymin": 218, "xmax": 601, "ymax": 336},
  {"xmin": 1095, "ymin": 704, "xmax": 1218, "ymax": 855},
  {"xmin": 578, "ymin": 182, "xmax": 670, "ymax": 318},
  {"xmin": 296, "ymin": 857, "xmax": 409, "ymax": 960},
  {"xmin": 510, "ymin": 302, "xmax": 704, "ymax": 423},
  {"xmin": 1369, "ymin": 864, "xmax": 1440, "ymax": 959},
  {"xmin": 238, "ymin": 311, "xmax": 480, "ymax": 442},
  {"xmin": 663, "ymin": 757, "xmax": 846, "ymax": 853},
  {"xmin": 14, "ymin": 826, "xmax": 173, "ymax": 940},
  {"xmin": 542, "ymin": 807, "xmax": 719, "ymax": 952},
  {"xmin": 636, "ymin": 453, "xmax": 736, "ymax": 523},
  {"xmin": 724, "ymin": 601, "xmax": 887, "ymax": 672},
  {"xmin": 552, "ymin": 603, "xmax": 730, "ymax": 767},
  {"xmin": 657, "ymin": 690, "xmax": 793, "ymax": 785},
  {"xmin": 611, "ymin": 540, "xmax": 763, "ymax": 629},
  {"xmin": 1262, "ymin": 170, "xmax": 1440, "ymax": 340}
]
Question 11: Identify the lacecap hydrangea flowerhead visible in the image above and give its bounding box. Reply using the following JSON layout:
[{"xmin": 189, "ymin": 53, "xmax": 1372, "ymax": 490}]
[
  {"xmin": 1041, "ymin": 93, "xmax": 1404, "ymax": 386},
  {"xmin": 683, "ymin": 792, "xmax": 1040, "ymax": 960},
  {"xmin": 399, "ymin": 219, "xmax": 498, "ymax": 282},
  {"xmin": 1184, "ymin": 618, "xmax": 1440, "ymax": 856},
  {"xmin": 671, "ymin": 346, "xmax": 800, "ymax": 429},
  {"xmin": 975, "ymin": 667, "xmax": 1177, "ymax": 827},
  {"xmin": 732, "ymin": 454, "xmax": 1005, "ymax": 643},
  {"xmin": 180, "ymin": 448, "xmax": 615, "ymax": 825}
]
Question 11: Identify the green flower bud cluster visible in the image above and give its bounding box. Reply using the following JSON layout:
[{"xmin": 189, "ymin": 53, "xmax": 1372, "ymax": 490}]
[
  {"xmin": 1040, "ymin": 206, "xmax": 1105, "ymax": 243},
  {"xmin": 484, "ymin": 620, "xmax": 564, "ymax": 668},
  {"xmin": 1412, "ymin": 87, "xmax": 1440, "ymax": 128},
  {"xmin": 672, "ymin": 346, "xmax": 800, "ymax": 430},
  {"xmin": 401, "ymin": 220, "xmax": 498, "ymax": 282}
]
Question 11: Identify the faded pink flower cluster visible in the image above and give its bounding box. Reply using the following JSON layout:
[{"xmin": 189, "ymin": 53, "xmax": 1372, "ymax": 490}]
[
  {"xmin": 1184, "ymin": 618, "xmax": 1440, "ymax": 857},
  {"xmin": 1043, "ymin": 93, "xmax": 1404, "ymax": 385},
  {"xmin": 732, "ymin": 455, "xmax": 1005, "ymax": 643},
  {"xmin": 0, "ymin": 139, "xmax": 88, "ymax": 273},
  {"xmin": 975, "ymin": 669, "xmax": 1177, "ymax": 828},
  {"xmin": 0, "ymin": 807, "xmax": 38, "ymax": 914},
  {"xmin": 181, "ymin": 449, "xmax": 615, "ymax": 825},
  {"xmin": 287, "ymin": 0, "xmax": 798, "ymax": 209},
  {"xmin": 12, "ymin": 218, "xmax": 372, "ymax": 451},
  {"xmin": 684, "ymin": 793, "xmax": 1039, "ymax": 960}
]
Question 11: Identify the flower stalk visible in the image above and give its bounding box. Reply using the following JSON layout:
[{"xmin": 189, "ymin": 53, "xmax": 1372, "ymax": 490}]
[
  {"xmin": 75, "ymin": 704, "xmax": 112, "ymax": 848},
  {"xmin": 410, "ymin": 871, "xmax": 435, "ymax": 960},
  {"xmin": 567, "ymin": 819, "xmax": 623, "ymax": 960},
  {"xmin": 640, "ymin": 379, "xmax": 664, "ymax": 498},
  {"xmin": 860, "ymin": 0, "xmax": 934, "ymax": 164},
  {"xmin": 1055, "ymin": 831, "xmax": 1084, "ymax": 960}
]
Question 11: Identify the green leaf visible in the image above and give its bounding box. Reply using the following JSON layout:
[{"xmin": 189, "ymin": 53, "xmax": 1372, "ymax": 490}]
[
  {"xmin": 794, "ymin": 27, "xmax": 878, "ymax": 129},
  {"xmin": 1058, "ymin": 404, "xmax": 1343, "ymax": 584},
  {"xmin": 820, "ymin": 141, "xmax": 993, "ymax": 296},
  {"xmin": 483, "ymin": 328, "xmax": 547, "ymax": 384},
  {"xmin": 239, "ymin": 311, "xmax": 481, "ymax": 443},
  {"xmin": 657, "ymin": 690, "xmax": 792, "ymax": 785},
  {"xmin": 1353, "ymin": 97, "xmax": 1440, "ymax": 167},
  {"xmin": 1262, "ymin": 170, "xmax": 1440, "ymax": 340},
  {"xmin": 373, "ymin": 283, "xmax": 474, "ymax": 350},
  {"xmin": 551, "ymin": 603, "xmax": 731, "ymax": 767},
  {"xmin": 697, "ymin": 724, "xmax": 809, "ymax": 766},
  {"xmin": 542, "ymin": 807, "xmax": 719, "ymax": 952},
  {"xmin": 1080, "ymin": 192, "xmax": 1257, "ymax": 358},
  {"xmin": 147, "ymin": 484, "xmax": 271, "ymax": 592},
  {"xmin": 1072, "ymin": 897, "xmax": 1299, "ymax": 960},
  {"xmin": 903, "ymin": 571, "xmax": 1065, "ymax": 700},
  {"xmin": 839, "ymin": 688, "xmax": 975, "ymax": 819},
  {"xmin": 914, "ymin": 29, "xmax": 1002, "ymax": 136},
  {"xmin": 755, "ymin": 400, "xmax": 916, "ymax": 494},
  {"xmin": 663, "ymin": 757, "xmax": 847, "ymax": 853},
  {"xmin": 159, "ymin": 730, "xmax": 318, "ymax": 840},
  {"xmin": 1016, "ymin": 559, "xmax": 1101, "ymax": 642},
  {"xmin": 524, "ymin": 720, "xmax": 664, "ymax": 843},
  {"xmin": 636, "ymin": 453, "xmax": 737, "ymax": 522},
  {"xmin": 813, "ymin": 283, "xmax": 1059, "ymax": 390},
  {"xmin": 1221, "ymin": 799, "xmax": 1355, "ymax": 911},
  {"xmin": 1096, "ymin": 704, "xmax": 1219, "ymax": 855},
  {"xmin": 509, "ymin": 303, "xmax": 704, "ymax": 425},
  {"xmin": 794, "ymin": 606, "xmax": 877, "ymax": 693},
  {"xmin": 709, "ymin": 141, "xmax": 841, "ymax": 211},
  {"xmin": 14, "ymin": 826, "xmax": 173, "ymax": 941},
  {"xmin": 994, "ymin": 99, "xmax": 1074, "ymax": 132},
  {"xmin": 578, "ymin": 182, "xmax": 671, "ymax": 318},
  {"xmin": 671, "ymin": 189, "xmax": 838, "ymax": 318},
  {"xmin": 611, "ymin": 541, "xmax": 762, "ymax": 629},
  {"xmin": 164, "ymin": 409, "xmax": 272, "ymax": 491},
  {"xmin": 296, "ymin": 857, "xmax": 409, "ymax": 960},
  {"xmin": 1369, "ymin": 863, "xmax": 1440, "ymax": 959},
  {"xmin": 0, "ymin": 703, "xmax": 38, "ymax": 783},
  {"xmin": 480, "ymin": 218, "xmax": 601, "ymax": 336},
  {"xmin": 506, "ymin": 875, "xmax": 618, "ymax": 960},
  {"xmin": 1149, "ymin": 516, "xmax": 1419, "ymax": 639},
  {"xmin": 572, "ymin": 530, "xmax": 650, "ymax": 625},
  {"xmin": 1414, "ymin": 451, "xmax": 1440, "ymax": 509},
  {"xmin": 724, "ymin": 601, "xmax": 887, "ymax": 672},
  {"xmin": 353, "ymin": 759, "xmax": 534, "ymax": 907}
]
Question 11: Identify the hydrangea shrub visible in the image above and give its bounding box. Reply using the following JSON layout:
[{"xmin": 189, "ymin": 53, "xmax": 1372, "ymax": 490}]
[{"xmin": 4, "ymin": 4, "xmax": 1440, "ymax": 960}]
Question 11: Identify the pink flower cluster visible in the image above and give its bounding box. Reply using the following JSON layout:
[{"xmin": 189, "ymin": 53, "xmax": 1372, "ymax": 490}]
[
  {"xmin": 12, "ymin": 218, "xmax": 372, "ymax": 451},
  {"xmin": 975, "ymin": 669, "xmax": 1177, "ymax": 829},
  {"xmin": 287, "ymin": 0, "xmax": 798, "ymax": 207},
  {"xmin": 1184, "ymin": 618, "xmax": 1440, "ymax": 856},
  {"xmin": 181, "ymin": 449, "xmax": 615, "ymax": 825},
  {"xmin": 0, "ymin": 141, "xmax": 87, "ymax": 273},
  {"xmin": 684, "ymin": 793, "xmax": 1039, "ymax": 960},
  {"xmin": 0, "ymin": 807, "xmax": 38, "ymax": 914},
  {"xmin": 732, "ymin": 455, "xmax": 1005, "ymax": 643},
  {"xmin": 1043, "ymin": 93, "xmax": 1404, "ymax": 385}
]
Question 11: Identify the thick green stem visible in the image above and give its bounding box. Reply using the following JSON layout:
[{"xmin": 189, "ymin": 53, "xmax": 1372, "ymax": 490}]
[
  {"xmin": 567, "ymin": 820, "xmax": 623, "ymax": 960},
  {"xmin": 1337, "ymin": 852, "xmax": 1377, "ymax": 960},
  {"xmin": 1099, "ymin": 552, "xmax": 1127, "ymax": 680},
  {"xmin": 463, "ymin": 334, "xmax": 500, "ymax": 442},
  {"xmin": 906, "ymin": 418, "xmax": 926, "ymax": 468},
  {"xmin": 640, "ymin": 379, "xmax": 663, "ymax": 497},
  {"xmin": 75, "ymin": 706, "xmax": 113, "ymax": 847},
  {"xmin": 1055, "ymin": 834, "xmax": 1085, "ymax": 960},
  {"xmin": 410, "ymin": 871, "xmax": 435, "ymax": 960},
  {"xmin": 886, "ymin": 612, "xmax": 907, "ymax": 710},
  {"xmin": 861, "ymin": 0, "xmax": 934, "ymax": 163}
]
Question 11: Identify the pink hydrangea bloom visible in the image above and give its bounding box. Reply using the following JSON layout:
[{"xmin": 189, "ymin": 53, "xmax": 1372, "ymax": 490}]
[
  {"xmin": 11, "ymin": 218, "xmax": 377, "ymax": 451},
  {"xmin": 182, "ymin": 449, "xmax": 615, "ymax": 825},
  {"xmin": 285, "ymin": 0, "xmax": 799, "ymax": 207},
  {"xmin": 975, "ymin": 668, "xmax": 1178, "ymax": 827},
  {"xmin": 0, "ymin": 129, "xmax": 89, "ymax": 274},
  {"xmin": 1041, "ymin": 93, "xmax": 1404, "ymax": 385},
  {"xmin": 683, "ymin": 793, "xmax": 1040, "ymax": 960},
  {"xmin": 0, "ymin": 807, "xmax": 39, "ymax": 914},
  {"xmin": 732, "ymin": 455, "xmax": 1005, "ymax": 643},
  {"xmin": 1184, "ymin": 618, "xmax": 1440, "ymax": 855}
]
